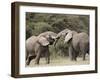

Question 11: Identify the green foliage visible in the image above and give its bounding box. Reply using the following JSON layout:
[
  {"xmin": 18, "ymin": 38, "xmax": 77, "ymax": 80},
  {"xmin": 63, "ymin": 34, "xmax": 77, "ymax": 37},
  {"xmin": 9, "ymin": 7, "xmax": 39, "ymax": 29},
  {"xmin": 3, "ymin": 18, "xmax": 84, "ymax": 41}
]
[
  {"xmin": 26, "ymin": 12, "xmax": 89, "ymax": 58},
  {"xmin": 33, "ymin": 22, "xmax": 52, "ymax": 35},
  {"xmin": 54, "ymin": 36, "xmax": 69, "ymax": 56},
  {"xmin": 26, "ymin": 27, "xmax": 33, "ymax": 39}
]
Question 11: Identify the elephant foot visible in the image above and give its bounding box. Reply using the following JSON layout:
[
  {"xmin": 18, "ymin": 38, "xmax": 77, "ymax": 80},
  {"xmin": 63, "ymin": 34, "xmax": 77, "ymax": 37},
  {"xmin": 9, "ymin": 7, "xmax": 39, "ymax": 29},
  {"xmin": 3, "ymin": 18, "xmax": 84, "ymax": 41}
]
[
  {"xmin": 83, "ymin": 58, "xmax": 86, "ymax": 61},
  {"xmin": 34, "ymin": 60, "xmax": 40, "ymax": 65},
  {"xmin": 71, "ymin": 59, "xmax": 77, "ymax": 61},
  {"xmin": 74, "ymin": 58, "xmax": 77, "ymax": 61},
  {"xmin": 70, "ymin": 57, "xmax": 73, "ymax": 60},
  {"xmin": 46, "ymin": 61, "xmax": 50, "ymax": 64},
  {"xmin": 70, "ymin": 57, "xmax": 77, "ymax": 61},
  {"xmin": 83, "ymin": 56, "xmax": 86, "ymax": 61},
  {"xmin": 71, "ymin": 58, "xmax": 77, "ymax": 61},
  {"xmin": 34, "ymin": 62, "xmax": 39, "ymax": 65},
  {"xmin": 26, "ymin": 60, "xmax": 30, "ymax": 65},
  {"xmin": 73, "ymin": 59, "xmax": 77, "ymax": 61},
  {"xmin": 70, "ymin": 59, "xmax": 73, "ymax": 61}
]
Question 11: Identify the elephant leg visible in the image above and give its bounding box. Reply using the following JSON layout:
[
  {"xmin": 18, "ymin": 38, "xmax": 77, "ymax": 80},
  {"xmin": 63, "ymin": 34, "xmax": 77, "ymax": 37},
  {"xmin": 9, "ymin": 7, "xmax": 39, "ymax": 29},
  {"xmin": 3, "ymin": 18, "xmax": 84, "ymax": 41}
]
[
  {"xmin": 68, "ymin": 45, "xmax": 73, "ymax": 61},
  {"xmin": 26, "ymin": 50, "xmax": 29, "ymax": 65},
  {"xmin": 26, "ymin": 56, "xmax": 32, "ymax": 65},
  {"xmin": 26, "ymin": 51, "xmax": 30, "ymax": 65},
  {"xmin": 26, "ymin": 53, "xmax": 35, "ymax": 65},
  {"xmin": 26, "ymin": 56, "xmax": 31, "ymax": 65},
  {"xmin": 68, "ymin": 45, "xmax": 77, "ymax": 61},
  {"xmin": 45, "ymin": 49, "xmax": 50, "ymax": 64},
  {"xmin": 26, "ymin": 50, "xmax": 28, "ymax": 61},
  {"xmin": 82, "ymin": 51, "xmax": 86, "ymax": 61},
  {"xmin": 81, "ymin": 47, "xmax": 86, "ymax": 61},
  {"xmin": 80, "ymin": 42, "xmax": 88, "ymax": 61},
  {"xmin": 34, "ymin": 51, "xmax": 41, "ymax": 64},
  {"xmin": 73, "ymin": 51, "xmax": 77, "ymax": 61},
  {"xmin": 26, "ymin": 57, "xmax": 30, "ymax": 65}
]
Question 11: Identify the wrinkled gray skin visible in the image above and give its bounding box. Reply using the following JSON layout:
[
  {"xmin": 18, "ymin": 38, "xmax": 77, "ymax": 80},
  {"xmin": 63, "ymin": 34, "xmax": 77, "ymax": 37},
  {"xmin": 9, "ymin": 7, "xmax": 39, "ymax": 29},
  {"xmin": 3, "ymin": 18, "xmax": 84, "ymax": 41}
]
[
  {"xmin": 26, "ymin": 31, "xmax": 57, "ymax": 65},
  {"xmin": 55, "ymin": 29, "xmax": 89, "ymax": 61}
]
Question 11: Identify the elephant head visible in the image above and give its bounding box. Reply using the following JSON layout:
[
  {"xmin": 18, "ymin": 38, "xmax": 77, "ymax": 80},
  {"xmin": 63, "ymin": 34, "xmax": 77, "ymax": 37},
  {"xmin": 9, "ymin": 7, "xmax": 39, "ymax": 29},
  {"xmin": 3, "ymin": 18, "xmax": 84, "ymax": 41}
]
[
  {"xmin": 64, "ymin": 30, "xmax": 78, "ymax": 43},
  {"xmin": 56, "ymin": 29, "xmax": 70, "ymax": 38},
  {"xmin": 54, "ymin": 29, "xmax": 71, "ymax": 45},
  {"xmin": 54, "ymin": 29, "xmax": 78, "ymax": 45},
  {"xmin": 38, "ymin": 31, "xmax": 57, "ymax": 46}
]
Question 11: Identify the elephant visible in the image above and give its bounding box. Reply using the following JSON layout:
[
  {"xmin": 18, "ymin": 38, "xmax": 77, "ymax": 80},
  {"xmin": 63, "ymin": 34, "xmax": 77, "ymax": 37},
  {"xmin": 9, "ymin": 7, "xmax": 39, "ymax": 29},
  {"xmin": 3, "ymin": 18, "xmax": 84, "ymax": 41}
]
[
  {"xmin": 55, "ymin": 29, "xmax": 89, "ymax": 61},
  {"xmin": 26, "ymin": 31, "xmax": 57, "ymax": 65}
]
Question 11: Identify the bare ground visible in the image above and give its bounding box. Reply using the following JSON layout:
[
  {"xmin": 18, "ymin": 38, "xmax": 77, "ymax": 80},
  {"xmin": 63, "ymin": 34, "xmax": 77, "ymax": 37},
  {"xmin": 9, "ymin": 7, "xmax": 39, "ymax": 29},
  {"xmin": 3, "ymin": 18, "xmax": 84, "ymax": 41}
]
[{"xmin": 26, "ymin": 55, "xmax": 90, "ymax": 67}]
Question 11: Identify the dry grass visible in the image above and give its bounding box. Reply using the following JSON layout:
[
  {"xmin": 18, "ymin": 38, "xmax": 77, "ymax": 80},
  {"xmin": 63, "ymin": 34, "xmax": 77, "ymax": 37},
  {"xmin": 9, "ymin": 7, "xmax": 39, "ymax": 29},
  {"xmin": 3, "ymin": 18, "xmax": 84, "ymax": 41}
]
[{"xmin": 26, "ymin": 55, "xmax": 89, "ymax": 67}]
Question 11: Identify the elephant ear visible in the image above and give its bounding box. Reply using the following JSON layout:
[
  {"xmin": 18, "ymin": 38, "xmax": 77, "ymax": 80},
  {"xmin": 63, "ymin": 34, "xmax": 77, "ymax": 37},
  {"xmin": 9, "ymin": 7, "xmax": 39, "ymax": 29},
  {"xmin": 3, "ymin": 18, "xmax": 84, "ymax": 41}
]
[
  {"xmin": 38, "ymin": 37, "xmax": 49, "ymax": 46},
  {"xmin": 64, "ymin": 31, "xmax": 73, "ymax": 43}
]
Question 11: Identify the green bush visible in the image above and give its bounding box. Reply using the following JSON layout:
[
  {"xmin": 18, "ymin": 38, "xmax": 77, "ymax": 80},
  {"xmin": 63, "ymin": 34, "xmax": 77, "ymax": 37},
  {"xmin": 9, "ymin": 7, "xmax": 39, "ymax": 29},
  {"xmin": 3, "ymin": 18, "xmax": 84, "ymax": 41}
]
[
  {"xmin": 26, "ymin": 27, "xmax": 33, "ymax": 39},
  {"xmin": 49, "ymin": 36, "xmax": 69, "ymax": 59},
  {"xmin": 33, "ymin": 22, "xmax": 52, "ymax": 35}
]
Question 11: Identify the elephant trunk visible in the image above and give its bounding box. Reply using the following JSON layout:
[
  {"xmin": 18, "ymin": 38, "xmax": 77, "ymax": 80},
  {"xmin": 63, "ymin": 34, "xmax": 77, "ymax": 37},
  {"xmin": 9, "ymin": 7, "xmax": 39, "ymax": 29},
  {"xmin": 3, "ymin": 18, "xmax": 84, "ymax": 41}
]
[
  {"xmin": 54, "ymin": 29, "xmax": 70, "ymax": 46},
  {"xmin": 53, "ymin": 34, "xmax": 61, "ymax": 46},
  {"xmin": 54, "ymin": 38, "xmax": 59, "ymax": 46},
  {"xmin": 49, "ymin": 38, "xmax": 55, "ymax": 45}
]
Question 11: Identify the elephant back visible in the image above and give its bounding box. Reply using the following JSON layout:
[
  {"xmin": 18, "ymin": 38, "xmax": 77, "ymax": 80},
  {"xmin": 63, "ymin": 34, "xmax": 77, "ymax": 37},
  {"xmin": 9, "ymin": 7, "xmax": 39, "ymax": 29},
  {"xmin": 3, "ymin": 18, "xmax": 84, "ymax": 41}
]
[
  {"xmin": 72, "ymin": 32, "xmax": 89, "ymax": 51},
  {"xmin": 38, "ymin": 31, "xmax": 57, "ymax": 39},
  {"xmin": 26, "ymin": 36, "xmax": 37, "ymax": 52},
  {"xmin": 78, "ymin": 32, "xmax": 89, "ymax": 42},
  {"xmin": 73, "ymin": 32, "xmax": 89, "ymax": 43}
]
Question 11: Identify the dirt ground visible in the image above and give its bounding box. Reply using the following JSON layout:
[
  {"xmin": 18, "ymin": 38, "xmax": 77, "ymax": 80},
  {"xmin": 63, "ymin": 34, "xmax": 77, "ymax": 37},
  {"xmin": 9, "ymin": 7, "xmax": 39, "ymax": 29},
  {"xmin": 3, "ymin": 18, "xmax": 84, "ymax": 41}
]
[{"xmin": 26, "ymin": 55, "xmax": 90, "ymax": 67}]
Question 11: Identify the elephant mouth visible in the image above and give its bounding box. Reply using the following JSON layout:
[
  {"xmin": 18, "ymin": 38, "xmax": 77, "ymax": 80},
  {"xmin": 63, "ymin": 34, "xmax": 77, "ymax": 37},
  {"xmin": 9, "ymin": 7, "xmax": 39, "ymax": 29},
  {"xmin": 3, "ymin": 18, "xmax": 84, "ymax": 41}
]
[
  {"xmin": 50, "ymin": 41, "xmax": 54, "ymax": 45},
  {"xmin": 47, "ymin": 38, "xmax": 55, "ymax": 45},
  {"xmin": 49, "ymin": 39, "xmax": 55, "ymax": 45}
]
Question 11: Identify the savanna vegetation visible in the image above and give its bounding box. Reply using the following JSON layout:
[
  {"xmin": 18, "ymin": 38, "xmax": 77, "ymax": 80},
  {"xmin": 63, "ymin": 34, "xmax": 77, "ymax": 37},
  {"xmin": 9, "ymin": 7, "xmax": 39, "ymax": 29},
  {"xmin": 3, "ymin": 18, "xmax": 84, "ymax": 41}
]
[{"xmin": 26, "ymin": 12, "xmax": 89, "ymax": 59}]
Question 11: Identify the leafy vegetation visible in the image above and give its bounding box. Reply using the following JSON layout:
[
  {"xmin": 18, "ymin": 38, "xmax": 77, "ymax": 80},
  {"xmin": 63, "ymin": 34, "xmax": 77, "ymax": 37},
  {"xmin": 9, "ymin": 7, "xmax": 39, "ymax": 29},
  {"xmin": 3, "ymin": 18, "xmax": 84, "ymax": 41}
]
[{"xmin": 26, "ymin": 12, "xmax": 89, "ymax": 58}]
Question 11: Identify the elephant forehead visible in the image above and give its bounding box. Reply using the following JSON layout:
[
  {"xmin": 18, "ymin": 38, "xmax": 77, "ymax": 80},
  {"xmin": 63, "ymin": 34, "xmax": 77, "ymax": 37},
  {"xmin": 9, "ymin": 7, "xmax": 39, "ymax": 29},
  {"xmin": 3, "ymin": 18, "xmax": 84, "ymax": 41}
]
[
  {"xmin": 51, "ymin": 35, "xmax": 56, "ymax": 38},
  {"xmin": 47, "ymin": 32, "xmax": 57, "ymax": 36},
  {"xmin": 39, "ymin": 31, "xmax": 57, "ymax": 37},
  {"xmin": 59, "ymin": 29, "xmax": 70, "ymax": 36}
]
